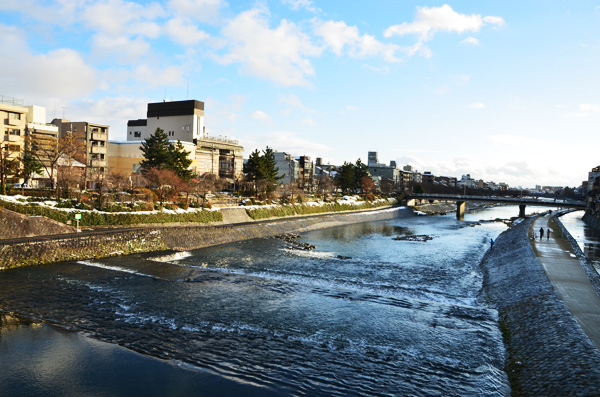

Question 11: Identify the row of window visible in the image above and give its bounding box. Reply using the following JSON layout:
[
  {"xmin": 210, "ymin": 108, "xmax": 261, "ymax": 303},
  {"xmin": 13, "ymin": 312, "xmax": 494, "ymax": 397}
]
[{"xmin": 5, "ymin": 112, "xmax": 22, "ymax": 120}]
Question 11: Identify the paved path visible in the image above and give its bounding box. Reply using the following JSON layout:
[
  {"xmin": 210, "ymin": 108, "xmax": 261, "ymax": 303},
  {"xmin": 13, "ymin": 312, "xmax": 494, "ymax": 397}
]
[{"xmin": 532, "ymin": 215, "xmax": 600, "ymax": 348}]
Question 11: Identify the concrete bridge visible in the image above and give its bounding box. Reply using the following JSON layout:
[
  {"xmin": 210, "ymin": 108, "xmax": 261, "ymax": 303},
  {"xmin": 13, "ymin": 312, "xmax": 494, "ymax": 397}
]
[{"xmin": 405, "ymin": 193, "xmax": 586, "ymax": 219}]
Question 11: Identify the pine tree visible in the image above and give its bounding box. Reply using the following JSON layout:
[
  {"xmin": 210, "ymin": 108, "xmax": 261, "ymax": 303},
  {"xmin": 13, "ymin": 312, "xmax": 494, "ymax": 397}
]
[
  {"xmin": 336, "ymin": 162, "xmax": 356, "ymax": 193},
  {"xmin": 140, "ymin": 128, "xmax": 192, "ymax": 180},
  {"xmin": 242, "ymin": 147, "xmax": 282, "ymax": 196},
  {"xmin": 260, "ymin": 147, "xmax": 281, "ymax": 183},
  {"xmin": 354, "ymin": 159, "xmax": 370, "ymax": 192}
]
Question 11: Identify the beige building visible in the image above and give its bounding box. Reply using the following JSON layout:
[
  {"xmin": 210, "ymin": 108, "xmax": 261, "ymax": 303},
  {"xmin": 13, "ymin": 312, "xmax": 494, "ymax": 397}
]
[
  {"xmin": 111, "ymin": 99, "xmax": 243, "ymax": 187},
  {"xmin": 0, "ymin": 101, "xmax": 27, "ymax": 184},
  {"xmin": 52, "ymin": 119, "xmax": 109, "ymax": 188},
  {"xmin": 25, "ymin": 105, "xmax": 59, "ymax": 187},
  {"xmin": 108, "ymin": 140, "xmax": 198, "ymax": 175}
]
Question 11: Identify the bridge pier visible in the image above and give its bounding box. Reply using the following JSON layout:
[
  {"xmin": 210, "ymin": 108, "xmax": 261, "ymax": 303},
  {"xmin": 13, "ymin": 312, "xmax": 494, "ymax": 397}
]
[
  {"xmin": 456, "ymin": 201, "xmax": 465, "ymax": 220},
  {"xmin": 519, "ymin": 204, "xmax": 526, "ymax": 218}
]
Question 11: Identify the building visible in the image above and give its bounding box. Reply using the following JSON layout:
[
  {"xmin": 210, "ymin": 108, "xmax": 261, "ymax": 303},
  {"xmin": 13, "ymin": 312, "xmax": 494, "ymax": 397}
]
[
  {"xmin": 435, "ymin": 176, "xmax": 457, "ymax": 187},
  {"xmin": 458, "ymin": 174, "xmax": 477, "ymax": 189},
  {"xmin": 297, "ymin": 156, "xmax": 314, "ymax": 190},
  {"xmin": 422, "ymin": 171, "xmax": 435, "ymax": 184},
  {"xmin": 273, "ymin": 151, "xmax": 299, "ymax": 185},
  {"xmin": 112, "ymin": 99, "xmax": 244, "ymax": 187},
  {"xmin": 0, "ymin": 100, "xmax": 27, "ymax": 185},
  {"xmin": 52, "ymin": 119, "xmax": 109, "ymax": 188},
  {"xmin": 25, "ymin": 105, "xmax": 59, "ymax": 187},
  {"xmin": 366, "ymin": 151, "xmax": 401, "ymax": 187},
  {"xmin": 588, "ymin": 166, "xmax": 600, "ymax": 194}
]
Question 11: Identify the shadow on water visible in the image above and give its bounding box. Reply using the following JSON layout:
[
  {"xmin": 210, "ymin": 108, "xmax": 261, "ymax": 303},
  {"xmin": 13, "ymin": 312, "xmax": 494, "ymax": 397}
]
[{"xmin": 0, "ymin": 312, "xmax": 282, "ymax": 396}]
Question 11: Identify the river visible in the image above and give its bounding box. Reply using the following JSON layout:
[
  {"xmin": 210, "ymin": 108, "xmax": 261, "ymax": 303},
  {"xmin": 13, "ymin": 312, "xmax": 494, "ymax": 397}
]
[
  {"xmin": 559, "ymin": 210, "xmax": 600, "ymax": 273},
  {"xmin": 0, "ymin": 205, "xmax": 554, "ymax": 396}
]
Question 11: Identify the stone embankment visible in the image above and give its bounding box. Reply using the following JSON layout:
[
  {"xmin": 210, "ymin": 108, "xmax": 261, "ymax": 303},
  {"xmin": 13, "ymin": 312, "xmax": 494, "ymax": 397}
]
[
  {"xmin": 0, "ymin": 208, "xmax": 74, "ymax": 238},
  {"xmin": 481, "ymin": 216, "xmax": 600, "ymax": 395},
  {"xmin": 0, "ymin": 206, "xmax": 411, "ymax": 269}
]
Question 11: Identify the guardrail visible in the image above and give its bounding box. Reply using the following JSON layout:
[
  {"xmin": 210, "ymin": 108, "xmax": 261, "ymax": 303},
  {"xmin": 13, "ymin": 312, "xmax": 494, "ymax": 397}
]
[{"xmin": 407, "ymin": 193, "xmax": 586, "ymax": 207}]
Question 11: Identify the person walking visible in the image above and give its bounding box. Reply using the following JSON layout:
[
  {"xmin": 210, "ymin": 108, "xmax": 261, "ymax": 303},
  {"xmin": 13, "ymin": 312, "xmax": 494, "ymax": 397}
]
[
  {"xmin": 547, "ymin": 228, "xmax": 551, "ymax": 240},
  {"xmin": 490, "ymin": 238, "xmax": 494, "ymax": 249},
  {"xmin": 540, "ymin": 227, "xmax": 545, "ymax": 240}
]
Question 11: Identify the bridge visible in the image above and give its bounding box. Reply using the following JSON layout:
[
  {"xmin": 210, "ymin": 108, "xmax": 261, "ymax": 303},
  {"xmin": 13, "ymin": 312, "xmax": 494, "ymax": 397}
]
[{"xmin": 405, "ymin": 193, "xmax": 586, "ymax": 219}]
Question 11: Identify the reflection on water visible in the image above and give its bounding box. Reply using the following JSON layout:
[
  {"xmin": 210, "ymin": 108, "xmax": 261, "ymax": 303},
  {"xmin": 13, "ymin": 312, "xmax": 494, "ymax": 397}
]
[
  {"xmin": 0, "ymin": 313, "xmax": 276, "ymax": 397},
  {"xmin": 560, "ymin": 211, "xmax": 600, "ymax": 273},
  {"xmin": 0, "ymin": 206, "xmax": 536, "ymax": 396}
]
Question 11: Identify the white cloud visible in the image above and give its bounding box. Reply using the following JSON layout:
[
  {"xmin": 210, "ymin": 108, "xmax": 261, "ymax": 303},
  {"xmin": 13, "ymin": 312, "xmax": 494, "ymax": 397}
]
[
  {"xmin": 82, "ymin": 0, "xmax": 164, "ymax": 38},
  {"xmin": 165, "ymin": 18, "xmax": 210, "ymax": 46},
  {"xmin": 467, "ymin": 102, "xmax": 485, "ymax": 109},
  {"xmin": 0, "ymin": 0, "xmax": 86, "ymax": 25},
  {"xmin": 361, "ymin": 64, "xmax": 390, "ymax": 74},
  {"xmin": 384, "ymin": 4, "xmax": 504, "ymax": 57},
  {"xmin": 313, "ymin": 19, "xmax": 400, "ymax": 62},
  {"xmin": 0, "ymin": 25, "xmax": 98, "ymax": 101},
  {"xmin": 242, "ymin": 131, "xmax": 329, "ymax": 155},
  {"xmin": 303, "ymin": 117, "xmax": 316, "ymax": 127},
  {"xmin": 91, "ymin": 34, "xmax": 152, "ymax": 63},
  {"xmin": 564, "ymin": 103, "xmax": 600, "ymax": 118},
  {"xmin": 250, "ymin": 110, "xmax": 272, "ymax": 122},
  {"xmin": 214, "ymin": 8, "xmax": 322, "ymax": 86},
  {"xmin": 282, "ymin": 0, "xmax": 320, "ymax": 13},
  {"xmin": 80, "ymin": 0, "xmax": 164, "ymax": 62},
  {"xmin": 167, "ymin": 0, "xmax": 226, "ymax": 24},
  {"xmin": 483, "ymin": 16, "xmax": 506, "ymax": 26},
  {"xmin": 579, "ymin": 103, "xmax": 600, "ymax": 113},
  {"xmin": 70, "ymin": 96, "xmax": 150, "ymax": 140},
  {"xmin": 460, "ymin": 36, "xmax": 480, "ymax": 46},
  {"xmin": 278, "ymin": 94, "xmax": 316, "ymax": 114}
]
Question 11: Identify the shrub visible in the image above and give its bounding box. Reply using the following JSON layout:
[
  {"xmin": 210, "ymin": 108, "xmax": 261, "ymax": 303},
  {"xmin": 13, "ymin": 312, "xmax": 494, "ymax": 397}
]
[
  {"xmin": 0, "ymin": 198, "xmax": 222, "ymax": 226},
  {"xmin": 56, "ymin": 200, "xmax": 74, "ymax": 209}
]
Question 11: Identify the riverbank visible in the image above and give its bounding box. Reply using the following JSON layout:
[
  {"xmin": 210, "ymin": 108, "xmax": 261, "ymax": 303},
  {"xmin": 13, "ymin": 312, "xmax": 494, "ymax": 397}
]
[
  {"xmin": 0, "ymin": 206, "xmax": 411, "ymax": 269},
  {"xmin": 481, "ymin": 215, "xmax": 600, "ymax": 395}
]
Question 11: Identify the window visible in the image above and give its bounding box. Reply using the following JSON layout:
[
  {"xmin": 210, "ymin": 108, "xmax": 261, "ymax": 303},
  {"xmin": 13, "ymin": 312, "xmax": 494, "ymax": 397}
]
[
  {"xmin": 8, "ymin": 145, "xmax": 20, "ymax": 152},
  {"xmin": 8, "ymin": 129, "xmax": 20, "ymax": 136},
  {"xmin": 8, "ymin": 112, "xmax": 21, "ymax": 120},
  {"xmin": 168, "ymin": 131, "xmax": 175, "ymax": 136},
  {"xmin": 134, "ymin": 131, "xmax": 141, "ymax": 137}
]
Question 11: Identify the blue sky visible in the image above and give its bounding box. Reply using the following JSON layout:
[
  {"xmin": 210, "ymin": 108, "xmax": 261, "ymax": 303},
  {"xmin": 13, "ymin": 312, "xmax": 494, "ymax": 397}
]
[{"xmin": 1, "ymin": 1, "xmax": 599, "ymax": 188}]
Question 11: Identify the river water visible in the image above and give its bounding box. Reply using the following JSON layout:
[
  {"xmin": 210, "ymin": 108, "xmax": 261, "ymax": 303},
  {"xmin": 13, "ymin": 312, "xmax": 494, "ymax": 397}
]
[
  {"xmin": 0, "ymin": 205, "xmax": 547, "ymax": 396},
  {"xmin": 560, "ymin": 210, "xmax": 600, "ymax": 273}
]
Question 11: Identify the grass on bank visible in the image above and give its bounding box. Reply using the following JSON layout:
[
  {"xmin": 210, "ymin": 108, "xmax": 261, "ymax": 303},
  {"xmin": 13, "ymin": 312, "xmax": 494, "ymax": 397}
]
[
  {"xmin": 245, "ymin": 198, "xmax": 396, "ymax": 220},
  {"xmin": 0, "ymin": 197, "xmax": 222, "ymax": 226}
]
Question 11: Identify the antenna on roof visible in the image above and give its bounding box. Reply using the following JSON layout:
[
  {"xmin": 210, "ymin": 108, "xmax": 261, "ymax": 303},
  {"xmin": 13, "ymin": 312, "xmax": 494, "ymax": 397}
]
[{"xmin": 187, "ymin": 77, "xmax": 189, "ymax": 99}]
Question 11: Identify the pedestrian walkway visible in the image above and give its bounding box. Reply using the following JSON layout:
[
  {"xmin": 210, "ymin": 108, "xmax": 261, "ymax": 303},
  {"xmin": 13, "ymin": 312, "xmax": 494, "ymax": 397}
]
[{"xmin": 532, "ymin": 215, "xmax": 600, "ymax": 348}]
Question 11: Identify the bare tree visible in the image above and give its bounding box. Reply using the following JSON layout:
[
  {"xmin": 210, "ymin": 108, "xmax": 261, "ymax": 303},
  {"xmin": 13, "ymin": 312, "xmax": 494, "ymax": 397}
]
[
  {"xmin": 107, "ymin": 171, "xmax": 130, "ymax": 203},
  {"xmin": 144, "ymin": 167, "xmax": 182, "ymax": 207},
  {"xmin": 361, "ymin": 175, "xmax": 375, "ymax": 194},
  {"xmin": 31, "ymin": 130, "xmax": 85, "ymax": 193},
  {"xmin": 316, "ymin": 174, "xmax": 334, "ymax": 198}
]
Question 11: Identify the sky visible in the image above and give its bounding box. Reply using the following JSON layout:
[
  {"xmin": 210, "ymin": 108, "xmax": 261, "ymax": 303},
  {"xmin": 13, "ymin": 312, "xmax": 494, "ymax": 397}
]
[{"xmin": 1, "ymin": 0, "xmax": 599, "ymax": 188}]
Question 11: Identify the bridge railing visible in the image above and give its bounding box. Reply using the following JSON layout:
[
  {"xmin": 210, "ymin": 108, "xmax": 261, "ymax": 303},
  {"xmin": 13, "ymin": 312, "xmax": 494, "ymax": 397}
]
[{"xmin": 406, "ymin": 193, "xmax": 585, "ymax": 206}]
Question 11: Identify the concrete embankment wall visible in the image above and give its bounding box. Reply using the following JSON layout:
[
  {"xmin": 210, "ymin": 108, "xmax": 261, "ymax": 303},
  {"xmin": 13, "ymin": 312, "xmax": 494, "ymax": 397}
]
[
  {"xmin": 0, "ymin": 207, "xmax": 411, "ymax": 269},
  {"xmin": 481, "ymin": 216, "xmax": 600, "ymax": 395}
]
